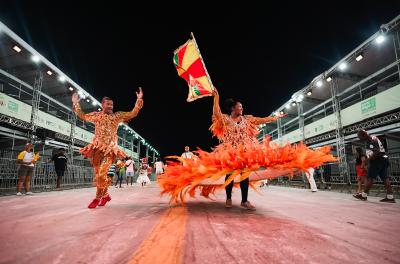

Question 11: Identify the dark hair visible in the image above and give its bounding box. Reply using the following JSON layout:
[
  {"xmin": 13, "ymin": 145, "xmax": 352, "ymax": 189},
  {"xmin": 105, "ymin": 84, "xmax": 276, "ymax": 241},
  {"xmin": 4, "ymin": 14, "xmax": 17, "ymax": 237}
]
[
  {"xmin": 102, "ymin": 97, "xmax": 113, "ymax": 103},
  {"xmin": 224, "ymin": 98, "xmax": 239, "ymax": 113}
]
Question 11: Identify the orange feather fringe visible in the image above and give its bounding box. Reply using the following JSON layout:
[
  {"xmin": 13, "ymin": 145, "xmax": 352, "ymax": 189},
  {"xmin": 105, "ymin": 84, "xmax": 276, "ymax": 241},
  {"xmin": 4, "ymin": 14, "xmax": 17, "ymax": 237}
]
[{"xmin": 158, "ymin": 136, "xmax": 336, "ymax": 204}]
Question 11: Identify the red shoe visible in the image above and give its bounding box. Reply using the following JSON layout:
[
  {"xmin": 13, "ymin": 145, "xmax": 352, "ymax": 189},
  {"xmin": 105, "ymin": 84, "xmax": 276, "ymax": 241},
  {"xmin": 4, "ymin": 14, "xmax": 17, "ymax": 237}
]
[
  {"xmin": 88, "ymin": 198, "xmax": 100, "ymax": 209},
  {"xmin": 98, "ymin": 194, "xmax": 111, "ymax": 206}
]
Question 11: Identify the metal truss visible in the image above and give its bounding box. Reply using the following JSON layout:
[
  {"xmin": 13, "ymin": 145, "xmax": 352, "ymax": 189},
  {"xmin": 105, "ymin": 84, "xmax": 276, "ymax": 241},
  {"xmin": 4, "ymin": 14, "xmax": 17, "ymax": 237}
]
[
  {"xmin": 0, "ymin": 113, "xmax": 33, "ymax": 130},
  {"xmin": 331, "ymin": 78, "xmax": 349, "ymax": 184}
]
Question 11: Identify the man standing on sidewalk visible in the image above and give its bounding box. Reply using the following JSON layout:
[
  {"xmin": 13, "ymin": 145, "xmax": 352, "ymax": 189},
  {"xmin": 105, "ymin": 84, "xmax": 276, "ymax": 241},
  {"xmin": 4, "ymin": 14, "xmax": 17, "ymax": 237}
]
[{"xmin": 354, "ymin": 130, "xmax": 395, "ymax": 203}]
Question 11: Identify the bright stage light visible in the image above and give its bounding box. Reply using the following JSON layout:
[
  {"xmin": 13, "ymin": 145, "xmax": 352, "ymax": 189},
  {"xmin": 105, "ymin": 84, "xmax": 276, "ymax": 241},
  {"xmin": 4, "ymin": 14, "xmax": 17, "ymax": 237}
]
[
  {"xmin": 58, "ymin": 76, "xmax": 66, "ymax": 82},
  {"xmin": 78, "ymin": 90, "xmax": 86, "ymax": 99},
  {"xmin": 307, "ymin": 90, "xmax": 312, "ymax": 96},
  {"xmin": 31, "ymin": 55, "xmax": 40, "ymax": 63},
  {"xmin": 375, "ymin": 35, "xmax": 385, "ymax": 44},
  {"xmin": 285, "ymin": 103, "xmax": 291, "ymax": 109},
  {"xmin": 356, "ymin": 54, "xmax": 363, "ymax": 61},
  {"xmin": 296, "ymin": 94, "xmax": 304, "ymax": 102},
  {"xmin": 326, "ymin": 77, "xmax": 332, "ymax": 82},
  {"xmin": 316, "ymin": 80, "xmax": 323, "ymax": 87},
  {"xmin": 13, "ymin": 45, "xmax": 22, "ymax": 53},
  {"xmin": 68, "ymin": 86, "xmax": 74, "ymax": 91},
  {"xmin": 47, "ymin": 70, "xmax": 53, "ymax": 76},
  {"xmin": 338, "ymin": 62, "xmax": 347, "ymax": 71}
]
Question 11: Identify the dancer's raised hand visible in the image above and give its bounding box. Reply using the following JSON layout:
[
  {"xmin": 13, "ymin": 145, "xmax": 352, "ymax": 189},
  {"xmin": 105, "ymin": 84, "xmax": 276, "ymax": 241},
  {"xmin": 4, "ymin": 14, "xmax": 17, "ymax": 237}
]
[
  {"xmin": 212, "ymin": 87, "xmax": 219, "ymax": 97},
  {"xmin": 136, "ymin": 87, "xmax": 143, "ymax": 99},
  {"xmin": 72, "ymin": 93, "xmax": 80, "ymax": 104}
]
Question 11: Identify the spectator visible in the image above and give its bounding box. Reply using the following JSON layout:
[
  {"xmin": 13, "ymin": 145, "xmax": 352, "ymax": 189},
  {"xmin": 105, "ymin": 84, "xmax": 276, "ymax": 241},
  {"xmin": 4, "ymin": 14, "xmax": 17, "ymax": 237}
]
[
  {"xmin": 115, "ymin": 159, "xmax": 126, "ymax": 188},
  {"xmin": 181, "ymin": 146, "xmax": 195, "ymax": 159},
  {"xmin": 52, "ymin": 148, "xmax": 68, "ymax": 190},
  {"xmin": 154, "ymin": 157, "xmax": 164, "ymax": 177},
  {"xmin": 107, "ymin": 162, "xmax": 117, "ymax": 186},
  {"xmin": 16, "ymin": 143, "xmax": 39, "ymax": 196},
  {"xmin": 354, "ymin": 130, "xmax": 395, "ymax": 203},
  {"xmin": 306, "ymin": 168, "xmax": 318, "ymax": 192},
  {"xmin": 354, "ymin": 147, "xmax": 368, "ymax": 195},
  {"xmin": 125, "ymin": 157, "xmax": 135, "ymax": 187}
]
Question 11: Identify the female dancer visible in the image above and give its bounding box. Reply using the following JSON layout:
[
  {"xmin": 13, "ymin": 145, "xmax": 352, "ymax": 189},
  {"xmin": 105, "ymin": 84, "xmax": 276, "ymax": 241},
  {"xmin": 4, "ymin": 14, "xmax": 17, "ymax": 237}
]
[{"xmin": 158, "ymin": 88, "xmax": 336, "ymax": 208}]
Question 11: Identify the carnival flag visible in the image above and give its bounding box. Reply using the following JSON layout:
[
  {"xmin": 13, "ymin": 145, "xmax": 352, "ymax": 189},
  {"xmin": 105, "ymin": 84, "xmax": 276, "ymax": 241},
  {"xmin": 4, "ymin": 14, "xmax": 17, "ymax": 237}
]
[{"xmin": 173, "ymin": 33, "xmax": 214, "ymax": 102}]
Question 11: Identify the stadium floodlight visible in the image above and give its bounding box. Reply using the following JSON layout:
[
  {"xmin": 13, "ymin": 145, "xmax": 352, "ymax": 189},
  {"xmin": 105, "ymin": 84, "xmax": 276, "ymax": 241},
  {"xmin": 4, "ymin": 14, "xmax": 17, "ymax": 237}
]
[
  {"xmin": 355, "ymin": 53, "xmax": 363, "ymax": 61},
  {"xmin": 47, "ymin": 70, "xmax": 53, "ymax": 76},
  {"xmin": 316, "ymin": 80, "xmax": 323, "ymax": 87},
  {"xmin": 86, "ymin": 98, "xmax": 90, "ymax": 103},
  {"xmin": 31, "ymin": 55, "xmax": 40, "ymax": 63},
  {"xmin": 68, "ymin": 86, "xmax": 74, "ymax": 91},
  {"xmin": 375, "ymin": 35, "xmax": 385, "ymax": 44},
  {"xmin": 307, "ymin": 90, "xmax": 312, "ymax": 96},
  {"xmin": 296, "ymin": 94, "xmax": 304, "ymax": 102},
  {"xmin": 338, "ymin": 62, "xmax": 347, "ymax": 71},
  {"xmin": 326, "ymin": 76, "xmax": 332, "ymax": 82},
  {"xmin": 291, "ymin": 101, "xmax": 296, "ymax": 106},
  {"xmin": 12, "ymin": 45, "xmax": 22, "ymax": 53},
  {"xmin": 58, "ymin": 76, "xmax": 66, "ymax": 83},
  {"xmin": 78, "ymin": 90, "xmax": 86, "ymax": 99},
  {"xmin": 279, "ymin": 111, "xmax": 284, "ymax": 115}
]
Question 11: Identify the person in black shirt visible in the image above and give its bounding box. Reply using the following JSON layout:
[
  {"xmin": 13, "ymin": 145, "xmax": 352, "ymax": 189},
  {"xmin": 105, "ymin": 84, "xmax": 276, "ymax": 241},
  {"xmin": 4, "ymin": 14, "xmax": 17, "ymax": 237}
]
[
  {"xmin": 52, "ymin": 148, "xmax": 68, "ymax": 190},
  {"xmin": 354, "ymin": 130, "xmax": 395, "ymax": 203}
]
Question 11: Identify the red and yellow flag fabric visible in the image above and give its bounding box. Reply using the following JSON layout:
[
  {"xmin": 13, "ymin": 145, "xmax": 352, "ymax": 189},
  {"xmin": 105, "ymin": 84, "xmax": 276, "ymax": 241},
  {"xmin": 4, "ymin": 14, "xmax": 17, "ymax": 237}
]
[{"xmin": 173, "ymin": 39, "xmax": 214, "ymax": 102}]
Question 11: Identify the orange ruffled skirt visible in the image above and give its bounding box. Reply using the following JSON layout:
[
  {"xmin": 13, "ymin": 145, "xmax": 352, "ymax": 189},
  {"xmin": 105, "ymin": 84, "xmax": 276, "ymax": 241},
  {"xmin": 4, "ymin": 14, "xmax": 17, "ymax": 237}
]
[
  {"xmin": 158, "ymin": 136, "xmax": 336, "ymax": 204},
  {"xmin": 80, "ymin": 139, "xmax": 126, "ymax": 164}
]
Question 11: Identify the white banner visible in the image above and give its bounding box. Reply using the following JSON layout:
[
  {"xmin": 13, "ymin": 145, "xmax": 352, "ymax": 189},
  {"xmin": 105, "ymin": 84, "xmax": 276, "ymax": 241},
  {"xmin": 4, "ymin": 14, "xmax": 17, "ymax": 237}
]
[
  {"xmin": 304, "ymin": 114, "xmax": 336, "ymax": 139},
  {"xmin": 0, "ymin": 92, "xmax": 32, "ymax": 122},
  {"xmin": 74, "ymin": 126, "xmax": 94, "ymax": 143},
  {"xmin": 341, "ymin": 84, "xmax": 400, "ymax": 126},
  {"xmin": 36, "ymin": 111, "xmax": 72, "ymax": 136}
]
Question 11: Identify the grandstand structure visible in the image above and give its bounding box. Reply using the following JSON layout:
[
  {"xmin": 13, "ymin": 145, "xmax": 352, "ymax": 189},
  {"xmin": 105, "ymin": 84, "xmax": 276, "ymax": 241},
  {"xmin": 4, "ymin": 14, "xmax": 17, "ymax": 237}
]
[
  {"xmin": 0, "ymin": 21, "xmax": 159, "ymax": 194},
  {"xmin": 258, "ymin": 14, "xmax": 400, "ymax": 189}
]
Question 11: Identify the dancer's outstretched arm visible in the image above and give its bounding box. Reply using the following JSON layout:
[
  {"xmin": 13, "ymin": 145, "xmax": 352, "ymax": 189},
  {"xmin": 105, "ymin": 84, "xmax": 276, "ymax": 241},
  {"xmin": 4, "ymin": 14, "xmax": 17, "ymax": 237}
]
[
  {"xmin": 72, "ymin": 93, "xmax": 98, "ymax": 123},
  {"xmin": 212, "ymin": 88, "xmax": 224, "ymax": 125},
  {"xmin": 247, "ymin": 113, "xmax": 285, "ymax": 125},
  {"xmin": 119, "ymin": 87, "xmax": 144, "ymax": 122}
]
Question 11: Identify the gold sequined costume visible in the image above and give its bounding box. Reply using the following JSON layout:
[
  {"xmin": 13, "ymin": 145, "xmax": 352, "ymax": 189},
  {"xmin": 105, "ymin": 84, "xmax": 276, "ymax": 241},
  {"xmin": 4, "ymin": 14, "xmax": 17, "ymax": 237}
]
[{"xmin": 73, "ymin": 99, "xmax": 143, "ymax": 199}]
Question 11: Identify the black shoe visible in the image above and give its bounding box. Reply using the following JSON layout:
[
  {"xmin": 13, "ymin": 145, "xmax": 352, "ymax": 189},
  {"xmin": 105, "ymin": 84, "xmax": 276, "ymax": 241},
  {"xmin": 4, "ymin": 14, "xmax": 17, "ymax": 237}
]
[
  {"xmin": 380, "ymin": 197, "xmax": 396, "ymax": 203},
  {"xmin": 353, "ymin": 193, "xmax": 367, "ymax": 201}
]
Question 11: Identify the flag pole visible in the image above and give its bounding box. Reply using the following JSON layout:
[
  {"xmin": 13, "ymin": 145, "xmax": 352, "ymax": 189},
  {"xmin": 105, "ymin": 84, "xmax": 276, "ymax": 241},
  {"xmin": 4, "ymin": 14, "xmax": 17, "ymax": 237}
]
[{"xmin": 190, "ymin": 32, "xmax": 215, "ymax": 90}]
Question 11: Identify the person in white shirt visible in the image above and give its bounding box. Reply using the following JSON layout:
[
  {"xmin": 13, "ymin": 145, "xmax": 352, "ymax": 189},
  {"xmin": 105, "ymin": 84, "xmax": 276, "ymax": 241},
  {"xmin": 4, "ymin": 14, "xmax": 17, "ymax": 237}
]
[
  {"xmin": 306, "ymin": 168, "xmax": 318, "ymax": 192},
  {"xmin": 16, "ymin": 143, "xmax": 39, "ymax": 196},
  {"xmin": 154, "ymin": 158, "xmax": 164, "ymax": 176},
  {"xmin": 125, "ymin": 157, "xmax": 135, "ymax": 187},
  {"xmin": 181, "ymin": 146, "xmax": 195, "ymax": 159}
]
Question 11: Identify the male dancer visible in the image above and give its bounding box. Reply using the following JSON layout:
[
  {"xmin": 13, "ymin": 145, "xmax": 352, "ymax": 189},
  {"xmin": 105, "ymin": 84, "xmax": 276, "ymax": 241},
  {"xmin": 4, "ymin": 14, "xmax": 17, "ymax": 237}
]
[{"xmin": 72, "ymin": 87, "xmax": 143, "ymax": 208}]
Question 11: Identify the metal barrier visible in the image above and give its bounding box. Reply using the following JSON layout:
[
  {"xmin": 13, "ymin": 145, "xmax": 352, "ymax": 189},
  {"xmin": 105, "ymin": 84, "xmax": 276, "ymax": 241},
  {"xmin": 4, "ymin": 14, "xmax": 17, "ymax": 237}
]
[
  {"xmin": 0, "ymin": 157, "xmax": 94, "ymax": 195},
  {"xmin": 271, "ymin": 154, "xmax": 400, "ymax": 195}
]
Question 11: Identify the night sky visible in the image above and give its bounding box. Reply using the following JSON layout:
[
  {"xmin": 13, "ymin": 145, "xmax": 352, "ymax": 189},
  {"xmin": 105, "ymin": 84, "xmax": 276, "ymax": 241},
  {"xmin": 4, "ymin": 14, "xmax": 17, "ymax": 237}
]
[{"xmin": 0, "ymin": 1, "xmax": 399, "ymax": 156}]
